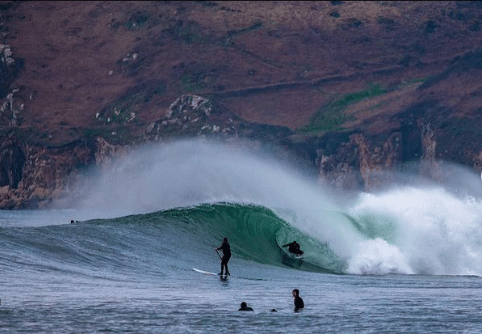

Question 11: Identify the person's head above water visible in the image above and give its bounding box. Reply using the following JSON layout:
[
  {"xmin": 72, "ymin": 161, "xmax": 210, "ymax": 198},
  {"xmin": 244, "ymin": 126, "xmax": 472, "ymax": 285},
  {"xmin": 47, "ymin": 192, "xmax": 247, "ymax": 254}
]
[
  {"xmin": 292, "ymin": 288, "xmax": 304, "ymax": 311},
  {"xmin": 224, "ymin": 237, "xmax": 228, "ymax": 242},
  {"xmin": 239, "ymin": 301, "xmax": 253, "ymax": 311}
]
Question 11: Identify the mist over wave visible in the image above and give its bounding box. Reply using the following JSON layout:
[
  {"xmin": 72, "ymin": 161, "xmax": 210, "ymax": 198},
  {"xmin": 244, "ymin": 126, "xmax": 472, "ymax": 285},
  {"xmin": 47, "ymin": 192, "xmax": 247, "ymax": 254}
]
[
  {"xmin": 74, "ymin": 139, "xmax": 337, "ymax": 216},
  {"xmin": 68, "ymin": 139, "xmax": 482, "ymax": 276}
]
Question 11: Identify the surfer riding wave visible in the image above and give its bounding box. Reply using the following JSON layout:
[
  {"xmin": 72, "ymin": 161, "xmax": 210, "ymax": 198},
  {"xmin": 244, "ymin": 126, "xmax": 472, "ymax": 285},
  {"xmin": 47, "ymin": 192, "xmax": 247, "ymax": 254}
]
[{"xmin": 282, "ymin": 241, "xmax": 304, "ymax": 256}]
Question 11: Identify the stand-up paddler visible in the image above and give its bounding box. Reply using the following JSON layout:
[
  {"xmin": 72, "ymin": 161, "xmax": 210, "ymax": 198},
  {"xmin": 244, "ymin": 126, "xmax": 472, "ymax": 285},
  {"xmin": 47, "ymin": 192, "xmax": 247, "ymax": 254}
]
[{"xmin": 216, "ymin": 237, "xmax": 231, "ymax": 276}]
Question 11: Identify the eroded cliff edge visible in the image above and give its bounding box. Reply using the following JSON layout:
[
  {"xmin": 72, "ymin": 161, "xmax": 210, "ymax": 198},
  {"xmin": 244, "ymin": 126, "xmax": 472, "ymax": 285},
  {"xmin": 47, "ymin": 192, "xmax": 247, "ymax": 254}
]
[{"xmin": 2, "ymin": 88, "xmax": 482, "ymax": 209}]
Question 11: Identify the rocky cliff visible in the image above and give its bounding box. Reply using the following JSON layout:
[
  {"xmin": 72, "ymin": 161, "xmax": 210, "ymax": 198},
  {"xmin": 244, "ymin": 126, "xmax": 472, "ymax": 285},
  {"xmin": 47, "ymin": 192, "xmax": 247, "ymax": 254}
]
[{"xmin": 1, "ymin": 1, "xmax": 482, "ymax": 208}]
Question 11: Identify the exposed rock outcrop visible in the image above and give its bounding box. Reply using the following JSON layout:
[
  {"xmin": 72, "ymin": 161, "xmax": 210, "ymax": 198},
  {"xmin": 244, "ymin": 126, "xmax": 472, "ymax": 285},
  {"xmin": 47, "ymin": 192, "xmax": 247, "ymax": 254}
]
[
  {"xmin": 0, "ymin": 44, "xmax": 24, "ymax": 126},
  {"xmin": 0, "ymin": 139, "xmax": 94, "ymax": 209},
  {"xmin": 0, "ymin": 43, "xmax": 22, "ymax": 99},
  {"xmin": 0, "ymin": 135, "xmax": 24, "ymax": 189},
  {"xmin": 94, "ymin": 136, "xmax": 132, "ymax": 171},
  {"xmin": 146, "ymin": 94, "xmax": 292, "ymax": 144},
  {"xmin": 0, "ymin": 95, "xmax": 294, "ymax": 209},
  {"xmin": 0, "ymin": 91, "xmax": 481, "ymax": 209},
  {"xmin": 146, "ymin": 94, "xmax": 239, "ymax": 140},
  {"xmin": 316, "ymin": 132, "xmax": 402, "ymax": 190},
  {"xmin": 315, "ymin": 118, "xmax": 472, "ymax": 191}
]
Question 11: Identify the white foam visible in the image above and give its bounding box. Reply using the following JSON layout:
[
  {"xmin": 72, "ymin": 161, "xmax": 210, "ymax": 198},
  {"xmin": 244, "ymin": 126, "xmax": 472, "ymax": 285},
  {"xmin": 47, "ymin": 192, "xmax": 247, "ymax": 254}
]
[
  {"xmin": 346, "ymin": 187, "xmax": 482, "ymax": 275},
  {"xmin": 347, "ymin": 238, "xmax": 413, "ymax": 275}
]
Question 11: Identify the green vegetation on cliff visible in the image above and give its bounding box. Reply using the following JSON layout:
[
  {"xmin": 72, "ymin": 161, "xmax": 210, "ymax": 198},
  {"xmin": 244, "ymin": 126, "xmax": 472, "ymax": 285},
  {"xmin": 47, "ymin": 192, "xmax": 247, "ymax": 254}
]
[{"xmin": 300, "ymin": 84, "xmax": 387, "ymax": 134}]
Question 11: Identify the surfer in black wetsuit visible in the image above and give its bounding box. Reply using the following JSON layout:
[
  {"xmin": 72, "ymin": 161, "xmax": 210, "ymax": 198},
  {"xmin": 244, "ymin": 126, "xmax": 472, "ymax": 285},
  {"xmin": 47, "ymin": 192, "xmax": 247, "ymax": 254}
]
[
  {"xmin": 282, "ymin": 241, "xmax": 304, "ymax": 256},
  {"xmin": 238, "ymin": 302, "xmax": 253, "ymax": 311},
  {"xmin": 292, "ymin": 289, "xmax": 304, "ymax": 311},
  {"xmin": 216, "ymin": 237, "xmax": 231, "ymax": 276}
]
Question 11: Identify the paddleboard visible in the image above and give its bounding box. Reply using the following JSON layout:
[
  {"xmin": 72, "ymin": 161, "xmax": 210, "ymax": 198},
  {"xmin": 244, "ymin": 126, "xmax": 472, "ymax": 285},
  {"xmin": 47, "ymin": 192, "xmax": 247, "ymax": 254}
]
[
  {"xmin": 280, "ymin": 247, "xmax": 304, "ymax": 259},
  {"xmin": 289, "ymin": 253, "xmax": 304, "ymax": 260},
  {"xmin": 192, "ymin": 268, "xmax": 264, "ymax": 281},
  {"xmin": 193, "ymin": 268, "xmax": 225, "ymax": 276}
]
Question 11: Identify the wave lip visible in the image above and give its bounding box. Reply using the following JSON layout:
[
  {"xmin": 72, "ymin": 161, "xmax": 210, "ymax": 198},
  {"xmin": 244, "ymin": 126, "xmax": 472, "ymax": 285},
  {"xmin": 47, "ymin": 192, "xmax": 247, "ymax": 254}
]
[{"xmin": 156, "ymin": 202, "xmax": 346, "ymax": 274}]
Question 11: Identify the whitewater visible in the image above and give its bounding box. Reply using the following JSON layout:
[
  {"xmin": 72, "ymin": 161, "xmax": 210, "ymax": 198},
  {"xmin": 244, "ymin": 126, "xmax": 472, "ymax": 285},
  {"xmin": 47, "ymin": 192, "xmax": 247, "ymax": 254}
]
[{"xmin": 1, "ymin": 139, "xmax": 482, "ymax": 333}]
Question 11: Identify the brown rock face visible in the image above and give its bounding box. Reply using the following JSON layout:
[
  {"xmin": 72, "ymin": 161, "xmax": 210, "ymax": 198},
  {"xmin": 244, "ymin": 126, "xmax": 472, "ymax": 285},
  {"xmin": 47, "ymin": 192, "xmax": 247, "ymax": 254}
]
[
  {"xmin": 0, "ymin": 94, "xmax": 292, "ymax": 209},
  {"xmin": 1, "ymin": 88, "xmax": 482, "ymax": 209},
  {"xmin": 0, "ymin": 136, "xmax": 25, "ymax": 189},
  {"xmin": 317, "ymin": 132, "xmax": 402, "ymax": 191},
  {"xmin": 1, "ymin": 2, "xmax": 482, "ymax": 208},
  {"xmin": 0, "ymin": 139, "xmax": 94, "ymax": 209}
]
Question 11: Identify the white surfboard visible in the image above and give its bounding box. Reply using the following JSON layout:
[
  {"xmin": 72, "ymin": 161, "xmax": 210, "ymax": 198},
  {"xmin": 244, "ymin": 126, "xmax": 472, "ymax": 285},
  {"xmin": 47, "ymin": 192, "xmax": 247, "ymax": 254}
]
[{"xmin": 193, "ymin": 268, "xmax": 220, "ymax": 276}]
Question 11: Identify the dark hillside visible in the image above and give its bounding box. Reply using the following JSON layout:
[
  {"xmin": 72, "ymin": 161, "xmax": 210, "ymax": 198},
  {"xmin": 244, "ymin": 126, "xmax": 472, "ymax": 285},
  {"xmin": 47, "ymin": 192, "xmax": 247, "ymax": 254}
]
[{"xmin": 1, "ymin": 1, "xmax": 482, "ymax": 207}]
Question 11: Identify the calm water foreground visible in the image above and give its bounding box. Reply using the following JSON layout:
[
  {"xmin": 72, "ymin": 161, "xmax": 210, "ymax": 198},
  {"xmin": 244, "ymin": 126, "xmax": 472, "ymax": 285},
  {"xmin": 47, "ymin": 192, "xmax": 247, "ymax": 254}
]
[{"xmin": 2, "ymin": 244, "xmax": 482, "ymax": 333}]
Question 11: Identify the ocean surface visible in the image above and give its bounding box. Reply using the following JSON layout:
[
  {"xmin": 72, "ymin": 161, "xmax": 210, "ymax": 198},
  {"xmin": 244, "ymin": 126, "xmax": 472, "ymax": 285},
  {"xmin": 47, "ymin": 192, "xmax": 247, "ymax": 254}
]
[{"xmin": 2, "ymin": 140, "xmax": 482, "ymax": 333}]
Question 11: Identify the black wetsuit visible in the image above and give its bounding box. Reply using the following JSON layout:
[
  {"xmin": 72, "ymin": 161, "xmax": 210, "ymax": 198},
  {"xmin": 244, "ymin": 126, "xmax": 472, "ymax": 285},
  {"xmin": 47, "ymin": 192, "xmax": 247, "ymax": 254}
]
[
  {"xmin": 283, "ymin": 241, "xmax": 304, "ymax": 255},
  {"xmin": 217, "ymin": 241, "xmax": 231, "ymax": 264},
  {"xmin": 217, "ymin": 240, "xmax": 231, "ymax": 275},
  {"xmin": 239, "ymin": 306, "xmax": 254, "ymax": 311},
  {"xmin": 294, "ymin": 296, "xmax": 304, "ymax": 311}
]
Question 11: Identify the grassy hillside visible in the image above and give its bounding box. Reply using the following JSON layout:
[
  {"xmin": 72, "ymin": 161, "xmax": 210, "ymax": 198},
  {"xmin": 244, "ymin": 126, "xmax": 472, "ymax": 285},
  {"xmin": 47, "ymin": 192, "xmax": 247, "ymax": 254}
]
[{"xmin": 0, "ymin": 1, "xmax": 482, "ymax": 145}]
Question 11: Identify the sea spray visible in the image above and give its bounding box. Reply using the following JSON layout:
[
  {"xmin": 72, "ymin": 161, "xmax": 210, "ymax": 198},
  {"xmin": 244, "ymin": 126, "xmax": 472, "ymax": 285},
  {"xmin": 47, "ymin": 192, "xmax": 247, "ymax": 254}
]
[
  {"xmin": 71, "ymin": 139, "xmax": 363, "ymax": 259},
  {"xmin": 347, "ymin": 238, "xmax": 413, "ymax": 275},
  {"xmin": 69, "ymin": 139, "xmax": 482, "ymax": 276},
  {"xmin": 346, "ymin": 187, "xmax": 482, "ymax": 275}
]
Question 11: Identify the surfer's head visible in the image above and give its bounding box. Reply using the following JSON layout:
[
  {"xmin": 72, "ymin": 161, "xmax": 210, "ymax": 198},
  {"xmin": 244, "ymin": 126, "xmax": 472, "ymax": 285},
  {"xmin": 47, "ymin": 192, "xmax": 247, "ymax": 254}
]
[
  {"xmin": 292, "ymin": 289, "xmax": 300, "ymax": 297},
  {"xmin": 223, "ymin": 237, "xmax": 228, "ymax": 242},
  {"xmin": 240, "ymin": 302, "xmax": 247, "ymax": 308}
]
